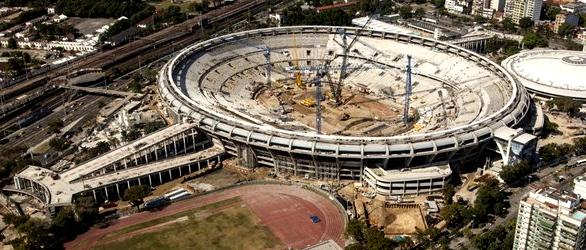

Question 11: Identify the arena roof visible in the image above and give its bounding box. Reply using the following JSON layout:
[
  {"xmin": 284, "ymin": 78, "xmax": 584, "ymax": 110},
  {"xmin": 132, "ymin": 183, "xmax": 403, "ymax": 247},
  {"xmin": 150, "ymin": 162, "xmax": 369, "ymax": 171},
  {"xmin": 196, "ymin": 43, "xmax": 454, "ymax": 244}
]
[{"xmin": 502, "ymin": 50, "xmax": 586, "ymax": 101}]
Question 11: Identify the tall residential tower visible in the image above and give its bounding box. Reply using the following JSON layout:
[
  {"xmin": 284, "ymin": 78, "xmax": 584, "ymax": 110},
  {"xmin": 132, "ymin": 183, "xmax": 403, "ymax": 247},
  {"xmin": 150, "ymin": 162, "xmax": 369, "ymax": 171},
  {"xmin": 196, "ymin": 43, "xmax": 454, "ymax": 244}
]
[{"xmin": 513, "ymin": 187, "xmax": 586, "ymax": 250}]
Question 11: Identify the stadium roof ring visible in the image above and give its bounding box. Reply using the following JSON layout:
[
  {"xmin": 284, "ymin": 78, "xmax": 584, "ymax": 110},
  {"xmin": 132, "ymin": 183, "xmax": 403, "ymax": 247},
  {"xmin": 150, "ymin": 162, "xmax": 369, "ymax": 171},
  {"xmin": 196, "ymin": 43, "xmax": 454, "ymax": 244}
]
[
  {"xmin": 158, "ymin": 26, "xmax": 531, "ymax": 176},
  {"xmin": 502, "ymin": 50, "xmax": 586, "ymax": 102}
]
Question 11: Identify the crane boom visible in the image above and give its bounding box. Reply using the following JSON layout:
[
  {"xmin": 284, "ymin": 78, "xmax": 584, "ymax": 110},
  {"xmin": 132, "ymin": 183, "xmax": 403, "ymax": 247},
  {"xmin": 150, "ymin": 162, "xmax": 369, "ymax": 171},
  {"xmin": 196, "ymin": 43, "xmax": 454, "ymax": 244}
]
[
  {"xmin": 334, "ymin": 15, "xmax": 374, "ymax": 105},
  {"xmin": 291, "ymin": 32, "xmax": 303, "ymax": 89}
]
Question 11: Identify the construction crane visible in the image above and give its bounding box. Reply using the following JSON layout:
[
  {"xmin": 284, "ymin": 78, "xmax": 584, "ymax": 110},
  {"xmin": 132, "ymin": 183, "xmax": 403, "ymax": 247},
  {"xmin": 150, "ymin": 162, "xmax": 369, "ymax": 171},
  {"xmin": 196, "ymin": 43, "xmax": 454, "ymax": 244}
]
[
  {"xmin": 332, "ymin": 15, "xmax": 375, "ymax": 106},
  {"xmin": 291, "ymin": 32, "xmax": 303, "ymax": 89},
  {"xmin": 313, "ymin": 68, "xmax": 330, "ymax": 134},
  {"xmin": 404, "ymin": 55, "xmax": 412, "ymax": 124}
]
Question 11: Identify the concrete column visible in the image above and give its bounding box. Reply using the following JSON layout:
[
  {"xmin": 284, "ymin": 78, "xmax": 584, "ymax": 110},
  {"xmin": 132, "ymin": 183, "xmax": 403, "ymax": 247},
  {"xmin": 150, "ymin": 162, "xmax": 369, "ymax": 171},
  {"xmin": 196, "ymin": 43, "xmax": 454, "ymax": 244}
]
[
  {"xmin": 181, "ymin": 133, "xmax": 187, "ymax": 154},
  {"xmin": 14, "ymin": 177, "xmax": 20, "ymax": 189},
  {"xmin": 164, "ymin": 143, "xmax": 168, "ymax": 158},
  {"xmin": 179, "ymin": 166, "xmax": 182, "ymax": 176},
  {"xmin": 155, "ymin": 145, "xmax": 159, "ymax": 161},
  {"xmin": 113, "ymin": 163, "xmax": 117, "ymax": 172},
  {"xmin": 93, "ymin": 189, "xmax": 97, "ymax": 201},
  {"xmin": 198, "ymin": 162, "xmax": 201, "ymax": 171},
  {"xmin": 144, "ymin": 154, "xmax": 149, "ymax": 164},
  {"xmin": 104, "ymin": 187, "xmax": 109, "ymax": 200},
  {"xmin": 134, "ymin": 154, "xmax": 138, "ymax": 165},
  {"xmin": 429, "ymin": 178, "xmax": 433, "ymax": 194},
  {"xmin": 149, "ymin": 175, "xmax": 153, "ymax": 186},
  {"xmin": 127, "ymin": 180, "xmax": 130, "ymax": 188},
  {"xmin": 124, "ymin": 160, "xmax": 128, "ymax": 169},
  {"xmin": 116, "ymin": 184, "xmax": 120, "ymax": 198},
  {"xmin": 192, "ymin": 132, "xmax": 196, "ymax": 152},
  {"xmin": 138, "ymin": 177, "xmax": 141, "ymax": 186},
  {"xmin": 159, "ymin": 172, "xmax": 163, "ymax": 184},
  {"xmin": 169, "ymin": 169, "xmax": 173, "ymax": 179},
  {"xmin": 173, "ymin": 136, "xmax": 177, "ymax": 155}
]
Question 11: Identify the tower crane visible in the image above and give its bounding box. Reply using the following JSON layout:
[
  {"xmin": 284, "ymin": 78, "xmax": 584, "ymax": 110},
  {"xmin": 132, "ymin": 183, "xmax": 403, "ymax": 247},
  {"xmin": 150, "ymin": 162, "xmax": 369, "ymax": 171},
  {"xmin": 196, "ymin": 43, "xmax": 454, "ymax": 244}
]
[
  {"xmin": 403, "ymin": 55, "xmax": 412, "ymax": 124},
  {"xmin": 291, "ymin": 32, "xmax": 303, "ymax": 89},
  {"xmin": 332, "ymin": 15, "xmax": 375, "ymax": 106}
]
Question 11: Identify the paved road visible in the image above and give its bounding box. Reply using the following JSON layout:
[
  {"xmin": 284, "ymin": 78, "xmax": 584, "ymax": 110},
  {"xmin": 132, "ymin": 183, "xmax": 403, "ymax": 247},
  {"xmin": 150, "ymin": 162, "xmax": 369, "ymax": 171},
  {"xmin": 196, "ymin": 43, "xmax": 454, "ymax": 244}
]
[{"xmin": 489, "ymin": 159, "xmax": 586, "ymax": 231}]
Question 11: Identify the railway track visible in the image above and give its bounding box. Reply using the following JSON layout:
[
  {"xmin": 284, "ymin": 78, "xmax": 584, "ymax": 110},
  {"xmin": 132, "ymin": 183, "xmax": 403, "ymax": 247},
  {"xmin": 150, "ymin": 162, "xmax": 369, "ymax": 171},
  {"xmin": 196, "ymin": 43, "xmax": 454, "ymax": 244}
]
[
  {"xmin": 0, "ymin": 0, "xmax": 267, "ymax": 100},
  {"xmin": 0, "ymin": 0, "xmax": 273, "ymax": 142}
]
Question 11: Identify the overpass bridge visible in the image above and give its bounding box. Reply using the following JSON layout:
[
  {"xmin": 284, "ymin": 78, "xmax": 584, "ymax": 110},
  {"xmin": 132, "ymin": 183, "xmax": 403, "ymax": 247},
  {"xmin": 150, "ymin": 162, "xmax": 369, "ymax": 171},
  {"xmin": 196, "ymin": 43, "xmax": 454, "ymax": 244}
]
[{"xmin": 60, "ymin": 85, "xmax": 140, "ymax": 98}]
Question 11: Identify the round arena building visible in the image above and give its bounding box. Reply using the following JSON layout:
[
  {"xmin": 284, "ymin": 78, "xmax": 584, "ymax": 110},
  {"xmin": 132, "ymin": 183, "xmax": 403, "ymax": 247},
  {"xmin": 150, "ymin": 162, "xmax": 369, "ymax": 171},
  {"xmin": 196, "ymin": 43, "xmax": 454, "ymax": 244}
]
[
  {"xmin": 158, "ymin": 26, "xmax": 532, "ymax": 195},
  {"xmin": 502, "ymin": 50, "xmax": 586, "ymax": 102}
]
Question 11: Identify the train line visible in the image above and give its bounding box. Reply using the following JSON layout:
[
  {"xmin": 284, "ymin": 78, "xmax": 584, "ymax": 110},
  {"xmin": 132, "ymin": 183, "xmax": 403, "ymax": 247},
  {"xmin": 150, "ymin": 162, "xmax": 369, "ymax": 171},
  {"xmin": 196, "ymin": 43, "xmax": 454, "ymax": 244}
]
[
  {"xmin": 0, "ymin": 0, "xmax": 267, "ymax": 101},
  {"xmin": 0, "ymin": 0, "xmax": 273, "ymax": 145}
]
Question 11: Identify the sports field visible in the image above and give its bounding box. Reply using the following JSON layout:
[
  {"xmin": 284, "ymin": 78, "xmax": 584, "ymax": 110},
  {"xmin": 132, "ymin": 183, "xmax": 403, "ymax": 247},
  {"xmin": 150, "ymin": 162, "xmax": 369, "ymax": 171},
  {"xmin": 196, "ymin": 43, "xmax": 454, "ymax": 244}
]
[
  {"xmin": 66, "ymin": 184, "xmax": 345, "ymax": 250},
  {"xmin": 92, "ymin": 197, "xmax": 281, "ymax": 250}
]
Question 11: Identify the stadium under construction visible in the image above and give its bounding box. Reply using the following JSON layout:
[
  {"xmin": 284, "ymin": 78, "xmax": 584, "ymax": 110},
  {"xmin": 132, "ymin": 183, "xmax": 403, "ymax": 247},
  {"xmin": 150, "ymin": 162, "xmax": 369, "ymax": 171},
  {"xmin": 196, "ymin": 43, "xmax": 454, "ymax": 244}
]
[{"xmin": 158, "ymin": 26, "xmax": 540, "ymax": 196}]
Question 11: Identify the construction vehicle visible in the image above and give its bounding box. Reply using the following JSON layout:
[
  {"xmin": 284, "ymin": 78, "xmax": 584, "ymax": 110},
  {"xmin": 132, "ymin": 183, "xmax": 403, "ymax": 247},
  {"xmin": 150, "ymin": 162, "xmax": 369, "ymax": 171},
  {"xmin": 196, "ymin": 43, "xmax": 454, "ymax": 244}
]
[{"xmin": 301, "ymin": 98, "xmax": 316, "ymax": 107}]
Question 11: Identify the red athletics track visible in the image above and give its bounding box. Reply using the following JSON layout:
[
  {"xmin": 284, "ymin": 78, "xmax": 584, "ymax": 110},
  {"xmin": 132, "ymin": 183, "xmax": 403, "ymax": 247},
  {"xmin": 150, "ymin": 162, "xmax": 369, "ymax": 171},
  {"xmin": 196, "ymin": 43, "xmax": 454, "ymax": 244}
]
[{"xmin": 64, "ymin": 184, "xmax": 345, "ymax": 250}]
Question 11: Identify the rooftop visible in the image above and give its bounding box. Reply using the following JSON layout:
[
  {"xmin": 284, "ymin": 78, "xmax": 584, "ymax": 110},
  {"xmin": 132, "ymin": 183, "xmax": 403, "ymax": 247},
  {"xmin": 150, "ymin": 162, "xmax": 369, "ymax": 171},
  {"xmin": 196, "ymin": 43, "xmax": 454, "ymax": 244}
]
[
  {"xmin": 367, "ymin": 164, "xmax": 452, "ymax": 182},
  {"xmin": 502, "ymin": 50, "xmax": 586, "ymax": 100}
]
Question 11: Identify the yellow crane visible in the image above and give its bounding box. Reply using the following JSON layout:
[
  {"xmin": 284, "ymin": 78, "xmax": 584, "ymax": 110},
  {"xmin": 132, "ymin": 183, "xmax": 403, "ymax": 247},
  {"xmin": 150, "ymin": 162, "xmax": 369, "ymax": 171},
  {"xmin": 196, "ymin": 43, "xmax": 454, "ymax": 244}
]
[{"xmin": 291, "ymin": 32, "xmax": 304, "ymax": 89}]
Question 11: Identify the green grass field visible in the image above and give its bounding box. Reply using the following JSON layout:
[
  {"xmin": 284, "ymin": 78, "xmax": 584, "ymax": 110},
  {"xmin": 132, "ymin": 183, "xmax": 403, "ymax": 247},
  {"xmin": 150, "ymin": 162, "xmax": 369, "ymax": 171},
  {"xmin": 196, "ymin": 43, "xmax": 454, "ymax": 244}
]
[{"xmin": 93, "ymin": 197, "xmax": 282, "ymax": 250}]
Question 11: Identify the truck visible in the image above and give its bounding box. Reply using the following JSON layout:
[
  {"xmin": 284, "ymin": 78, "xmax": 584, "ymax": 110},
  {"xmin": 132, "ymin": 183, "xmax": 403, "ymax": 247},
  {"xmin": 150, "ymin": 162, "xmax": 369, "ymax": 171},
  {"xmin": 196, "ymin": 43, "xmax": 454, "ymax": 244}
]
[{"xmin": 142, "ymin": 197, "xmax": 168, "ymax": 210}]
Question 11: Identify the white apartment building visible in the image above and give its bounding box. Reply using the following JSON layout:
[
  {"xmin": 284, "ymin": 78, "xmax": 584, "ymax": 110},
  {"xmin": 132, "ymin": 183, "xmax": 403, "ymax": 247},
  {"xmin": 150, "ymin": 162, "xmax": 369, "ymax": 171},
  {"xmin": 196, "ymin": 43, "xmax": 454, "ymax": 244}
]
[
  {"xmin": 491, "ymin": 0, "xmax": 506, "ymax": 12},
  {"xmin": 574, "ymin": 175, "xmax": 586, "ymax": 200},
  {"xmin": 504, "ymin": 0, "xmax": 543, "ymax": 24},
  {"xmin": 445, "ymin": 0, "xmax": 471, "ymax": 14},
  {"xmin": 513, "ymin": 187, "xmax": 586, "ymax": 250}
]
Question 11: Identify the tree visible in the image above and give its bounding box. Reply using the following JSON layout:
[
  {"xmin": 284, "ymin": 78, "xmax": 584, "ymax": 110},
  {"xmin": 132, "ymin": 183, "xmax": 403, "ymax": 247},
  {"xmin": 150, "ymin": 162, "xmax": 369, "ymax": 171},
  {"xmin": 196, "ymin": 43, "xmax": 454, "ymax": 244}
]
[
  {"xmin": 538, "ymin": 143, "xmax": 569, "ymax": 163},
  {"xmin": 49, "ymin": 137, "xmax": 70, "ymax": 151},
  {"xmin": 440, "ymin": 203, "xmax": 472, "ymax": 228},
  {"xmin": 123, "ymin": 185, "xmax": 150, "ymax": 202},
  {"xmin": 558, "ymin": 23, "xmax": 576, "ymax": 37},
  {"xmin": 346, "ymin": 219, "xmax": 365, "ymax": 243},
  {"xmin": 74, "ymin": 197, "xmax": 98, "ymax": 225},
  {"xmin": 542, "ymin": 115, "xmax": 560, "ymax": 138},
  {"xmin": 544, "ymin": 5, "xmax": 561, "ymax": 21},
  {"xmin": 501, "ymin": 18, "xmax": 516, "ymax": 32},
  {"xmin": 53, "ymin": 208, "xmax": 82, "ymax": 241},
  {"xmin": 121, "ymin": 128, "xmax": 141, "ymax": 141},
  {"xmin": 518, "ymin": 17, "xmax": 533, "ymax": 30},
  {"xmin": 2, "ymin": 213, "xmax": 29, "ymax": 228},
  {"xmin": 47, "ymin": 119, "xmax": 64, "ymax": 134},
  {"xmin": 473, "ymin": 178, "xmax": 508, "ymax": 222},
  {"xmin": 363, "ymin": 227, "xmax": 396, "ymax": 249},
  {"xmin": 522, "ymin": 32, "xmax": 548, "ymax": 49},
  {"xmin": 547, "ymin": 97, "xmax": 581, "ymax": 117},
  {"xmin": 573, "ymin": 137, "xmax": 586, "ymax": 156},
  {"xmin": 499, "ymin": 161, "xmax": 532, "ymax": 185},
  {"xmin": 399, "ymin": 6, "xmax": 412, "ymax": 19},
  {"xmin": 15, "ymin": 218, "xmax": 56, "ymax": 250},
  {"xmin": 442, "ymin": 184, "xmax": 455, "ymax": 204},
  {"xmin": 345, "ymin": 219, "xmax": 397, "ymax": 249},
  {"xmin": 472, "ymin": 218, "xmax": 516, "ymax": 250},
  {"xmin": 415, "ymin": 7, "xmax": 425, "ymax": 18},
  {"xmin": 7, "ymin": 37, "xmax": 17, "ymax": 49}
]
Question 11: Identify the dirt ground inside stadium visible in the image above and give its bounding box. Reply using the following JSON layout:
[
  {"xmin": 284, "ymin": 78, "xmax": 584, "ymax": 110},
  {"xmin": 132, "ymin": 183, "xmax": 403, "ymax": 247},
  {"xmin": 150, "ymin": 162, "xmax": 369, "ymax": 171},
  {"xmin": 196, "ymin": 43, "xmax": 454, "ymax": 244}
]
[{"xmin": 64, "ymin": 184, "xmax": 346, "ymax": 250}]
